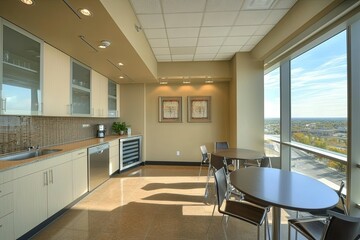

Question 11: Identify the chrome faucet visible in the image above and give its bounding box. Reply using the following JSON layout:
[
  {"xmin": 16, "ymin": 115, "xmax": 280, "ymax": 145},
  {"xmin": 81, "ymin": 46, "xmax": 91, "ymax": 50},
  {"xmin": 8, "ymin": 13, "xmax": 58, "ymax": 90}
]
[{"xmin": 27, "ymin": 145, "xmax": 40, "ymax": 151}]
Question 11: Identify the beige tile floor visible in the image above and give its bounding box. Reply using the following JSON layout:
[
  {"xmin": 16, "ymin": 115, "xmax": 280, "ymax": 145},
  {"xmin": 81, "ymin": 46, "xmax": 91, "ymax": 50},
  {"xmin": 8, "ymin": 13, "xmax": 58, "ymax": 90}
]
[{"xmin": 31, "ymin": 165, "xmax": 301, "ymax": 240}]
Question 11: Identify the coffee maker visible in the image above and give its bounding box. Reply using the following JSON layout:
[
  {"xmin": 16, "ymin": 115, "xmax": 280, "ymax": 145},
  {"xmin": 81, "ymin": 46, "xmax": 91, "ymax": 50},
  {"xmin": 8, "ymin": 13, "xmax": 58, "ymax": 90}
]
[{"xmin": 96, "ymin": 124, "xmax": 106, "ymax": 138}]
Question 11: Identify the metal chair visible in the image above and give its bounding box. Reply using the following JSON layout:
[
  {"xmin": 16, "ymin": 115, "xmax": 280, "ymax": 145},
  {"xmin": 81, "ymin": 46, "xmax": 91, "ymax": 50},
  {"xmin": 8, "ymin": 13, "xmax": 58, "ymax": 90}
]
[
  {"xmin": 288, "ymin": 210, "xmax": 360, "ymax": 240},
  {"xmin": 204, "ymin": 154, "xmax": 232, "ymax": 200},
  {"xmin": 209, "ymin": 167, "xmax": 269, "ymax": 240},
  {"xmin": 215, "ymin": 141, "xmax": 229, "ymax": 151},
  {"xmin": 244, "ymin": 156, "xmax": 272, "ymax": 168},
  {"xmin": 199, "ymin": 145, "xmax": 210, "ymax": 177},
  {"xmin": 307, "ymin": 180, "xmax": 348, "ymax": 216}
]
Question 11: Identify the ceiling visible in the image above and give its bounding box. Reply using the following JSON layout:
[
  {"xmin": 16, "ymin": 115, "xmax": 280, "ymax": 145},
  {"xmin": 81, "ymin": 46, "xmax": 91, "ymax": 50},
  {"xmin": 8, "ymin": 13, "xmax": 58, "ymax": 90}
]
[
  {"xmin": 130, "ymin": 0, "xmax": 297, "ymax": 62},
  {"xmin": 0, "ymin": 0, "xmax": 298, "ymax": 85}
]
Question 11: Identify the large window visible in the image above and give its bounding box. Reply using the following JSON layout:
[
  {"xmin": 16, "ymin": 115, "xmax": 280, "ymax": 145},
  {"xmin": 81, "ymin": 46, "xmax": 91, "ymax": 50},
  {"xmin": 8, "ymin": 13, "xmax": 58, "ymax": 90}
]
[
  {"xmin": 290, "ymin": 31, "xmax": 347, "ymax": 155},
  {"xmin": 264, "ymin": 68, "xmax": 280, "ymax": 138}
]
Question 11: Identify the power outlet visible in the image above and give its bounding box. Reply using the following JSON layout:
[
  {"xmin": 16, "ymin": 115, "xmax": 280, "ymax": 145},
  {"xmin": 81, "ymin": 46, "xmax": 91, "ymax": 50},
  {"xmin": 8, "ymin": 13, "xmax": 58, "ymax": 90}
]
[{"xmin": 176, "ymin": 151, "xmax": 180, "ymax": 156}]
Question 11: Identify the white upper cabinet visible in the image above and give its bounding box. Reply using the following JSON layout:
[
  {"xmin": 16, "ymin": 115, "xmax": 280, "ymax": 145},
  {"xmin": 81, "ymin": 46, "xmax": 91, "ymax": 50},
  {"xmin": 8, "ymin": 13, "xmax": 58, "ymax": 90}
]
[
  {"xmin": 108, "ymin": 80, "xmax": 119, "ymax": 117},
  {"xmin": 71, "ymin": 60, "xmax": 91, "ymax": 116},
  {"xmin": 92, "ymin": 70, "xmax": 108, "ymax": 117},
  {"xmin": 1, "ymin": 21, "xmax": 42, "ymax": 115},
  {"xmin": 43, "ymin": 43, "xmax": 71, "ymax": 116}
]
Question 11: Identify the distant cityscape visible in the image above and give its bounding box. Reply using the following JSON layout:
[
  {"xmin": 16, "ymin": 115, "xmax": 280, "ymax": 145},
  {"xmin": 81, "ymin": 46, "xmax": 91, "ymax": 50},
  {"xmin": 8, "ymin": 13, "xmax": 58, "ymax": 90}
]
[{"xmin": 265, "ymin": 117, "xmax": 347, "ymax": 172}]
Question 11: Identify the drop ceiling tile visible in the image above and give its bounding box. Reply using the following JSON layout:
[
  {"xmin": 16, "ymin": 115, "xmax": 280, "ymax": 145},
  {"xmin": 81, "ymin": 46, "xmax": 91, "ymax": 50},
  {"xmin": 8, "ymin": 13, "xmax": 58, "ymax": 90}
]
[
  {"xmin": 203, "ymin": 12, "xmax": 239, "ymax": 26},
  {"xmin": 240, "ymin": 45, "xmax": 255, "ymax": 51},
  {"xmin": 130, "ymin": 0, "xmax": 162, "ymax": 14},
  {"xmin": 229, "ymin": 25, "xmax": 258, "ymax": 36},
  {"xmin": 137, "ymin": 14, "xmax": 165, "ymax": 28},
  {"xmin": 198, "ymin": 37, "xmax": 225, "ymax": 46},
  {"xmin": 218, "ymin": 45, "xmax": 241, "ymax": 53},
  {"xmin": 273, "ymin": 0, "xmax": 297, "ymax": 9},
  {"xmin": 171, "ymin": 54, "xmax": 194, "ymax": 61},
  {"xmin": 242, "ymin": 0, "xmax": 275, "ymax": 10},
  {"xmin": 235, "ymin": 10, "xmax": 270, "ymax": 25},
  {"xmin": 144, "ymin": 29, "xmax": 167, "ymax": 39},
  {"xmin": 205, "ymin": 0, "xmax": 244, "ymax": 12},
  {"xmin": 169, "ymin": 38, "xmax": 197, "ymax": 47},
  {"xmin": 167, "ymin": 28, "xmax": 200, "ymax": 38},
  {"xmin": 153, "ymin": 47, "xmax": 170, "ymax": 55},
  {"xmin": 265, "ymin": 10, "xmax": 288, "ymax": 24},
  {"xmin": 164, "ymin": 13, "xmax": 203, "ymax": 28},
  {"xmin": 254, "ymin": 24, "xmax": 275, "ymax": 35},
  {"xmin": 246, "ymin": 36, "xmax": 263, "ymax": 45},
  {"xmin": 170, "ymin": 47, "xmax": 196, "ymax": 55},
  {"xmin": 214, "ymin": 53, "xmax": 234, "ymax": 60},
  {"xmin": 223, "ymin": 36, "xmax": 249, "ymax": 45},
  {"xmin": 148, "ymin": 38, "xmax": 169, "ymax": 48},
  {"xmin": 195, "ymin": 46, "xmax": 220, "ymax": 54},
  {"xmin": 162, "ymin": 0, "xmax": 206, "ymax": 13},
  {"xmin": 156, "ymin": 55, "xmax": 172, "ymax": 61},
  {"xmin": 199, "ymin": 27, "xmax": 231, "ymax": 37},
  {"xmin": 194, "ymin": 54, "xmax": 216, "ymax": 60}
]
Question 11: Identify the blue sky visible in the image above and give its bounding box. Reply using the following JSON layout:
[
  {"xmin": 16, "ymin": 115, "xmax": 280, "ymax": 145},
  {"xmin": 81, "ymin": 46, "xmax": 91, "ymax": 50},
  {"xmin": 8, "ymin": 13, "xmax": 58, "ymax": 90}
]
[{"xmin": 265, "ymin": 30, "xmax": 347, "ymax": 118}]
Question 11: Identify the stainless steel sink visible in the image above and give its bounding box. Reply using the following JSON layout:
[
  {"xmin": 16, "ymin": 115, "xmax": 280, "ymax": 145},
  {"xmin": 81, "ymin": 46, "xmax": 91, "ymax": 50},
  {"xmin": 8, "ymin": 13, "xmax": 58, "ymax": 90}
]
[{"xmin": 0, "ymin": 149, "xmax": 62, "ymax": 161}]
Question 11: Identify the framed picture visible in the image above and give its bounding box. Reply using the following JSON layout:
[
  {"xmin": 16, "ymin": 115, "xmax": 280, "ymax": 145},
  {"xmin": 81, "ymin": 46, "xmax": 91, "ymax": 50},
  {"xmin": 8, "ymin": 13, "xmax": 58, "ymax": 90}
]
[
  {"xmin": 159, "ymin": 96, "xmax": 182, "ymax": 123},
  {"xmin": 187, "ymin": 96, "xmax": 211, "ymax": 123}
]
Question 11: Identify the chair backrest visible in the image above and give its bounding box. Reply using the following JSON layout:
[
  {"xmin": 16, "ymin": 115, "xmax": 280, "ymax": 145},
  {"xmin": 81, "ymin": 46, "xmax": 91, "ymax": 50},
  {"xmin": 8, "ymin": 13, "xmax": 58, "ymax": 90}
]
[
  {"xmin": 214, "ymin": 167, "xmax": 227, "ymax": 209},
  {"xmin": 215, "ymin": 141, "xmax": 229, "ymax": 151},
  {"xmin": 336, "ymin": 180, "xmax": 348, "ymax": 215},
  {"xmin": 260, "ymin": 157, "xmax": 272, "ymax": 168},
  {"xmin": 210, "ymin": 154, "xmax": 227, "ymax": 170},
  {"xmin": 200, "ymin": 145, "xmax": 209, "ymax": 162},
  {"xmin": 324, "ymin": 211, "xmax": 360, "ymax": 240}
]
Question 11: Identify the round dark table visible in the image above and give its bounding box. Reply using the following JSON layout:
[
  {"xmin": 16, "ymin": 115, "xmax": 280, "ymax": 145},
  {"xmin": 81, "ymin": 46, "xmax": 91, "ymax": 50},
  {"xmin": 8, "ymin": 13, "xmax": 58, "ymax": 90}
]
[
  {"xmin": 213, "ymin": 148, "xmax": 264, "ymax": 160},
  {"xmin": 230, "ymin": 167, "xmax": 339, "ymax": 240}
]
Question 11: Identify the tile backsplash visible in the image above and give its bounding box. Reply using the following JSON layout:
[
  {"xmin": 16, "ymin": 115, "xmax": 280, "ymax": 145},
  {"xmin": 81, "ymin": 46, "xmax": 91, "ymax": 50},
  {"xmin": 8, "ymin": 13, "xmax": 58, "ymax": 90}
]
[{"xmin": 0, "ymin": 116, "xmax": 118, "ymax": 154}]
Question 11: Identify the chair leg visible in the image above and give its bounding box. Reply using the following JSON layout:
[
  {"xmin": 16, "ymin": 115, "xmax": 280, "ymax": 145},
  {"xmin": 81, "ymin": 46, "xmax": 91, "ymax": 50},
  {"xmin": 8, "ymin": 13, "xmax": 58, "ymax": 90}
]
[
  {"xmin": 257, "ymin": 225, "xmax": 260, "ymax": 240},
  {"xmin": 288, "ymin": 222, "xmax": 292, "ymax": 240},
  {"xmin": 198, "ymin": 162, "xmax": 202, "ymax": 177}
]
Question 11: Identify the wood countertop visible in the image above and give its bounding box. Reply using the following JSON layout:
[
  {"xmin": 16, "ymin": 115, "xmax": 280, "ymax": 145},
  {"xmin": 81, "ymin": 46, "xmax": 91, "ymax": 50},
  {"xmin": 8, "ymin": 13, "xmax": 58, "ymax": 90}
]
[{"xmin": 0, "ymin": 134, "xmax": 141, "ymax": 172}]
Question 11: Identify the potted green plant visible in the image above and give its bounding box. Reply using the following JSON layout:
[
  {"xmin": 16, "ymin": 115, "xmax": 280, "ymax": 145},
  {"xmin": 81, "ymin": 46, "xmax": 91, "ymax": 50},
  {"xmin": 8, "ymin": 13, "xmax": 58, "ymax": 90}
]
[{"xmin": 112, "ymin": 121, "xmax": 128, "ymax": 135}]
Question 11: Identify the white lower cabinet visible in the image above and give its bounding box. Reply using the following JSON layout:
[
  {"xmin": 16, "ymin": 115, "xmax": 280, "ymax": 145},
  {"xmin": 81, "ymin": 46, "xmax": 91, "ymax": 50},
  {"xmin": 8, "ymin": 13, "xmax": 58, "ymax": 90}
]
[
  {"xmin": 47, "ymin": 161, "xmax": 73, "ymax": 217},
  {"xmin": 0, "ymin": 213, "xmax": 14, "ymax": 240},
  {"xmin": 72, "ymin": 149, "xmax": 88, "ymax": 200},
  {"xmin": 14, "ymin": 170, "xmax": 48, "ymax": 238},
  {"xmin": 109, "ymin": 140, "xmax": 119, "ymax": 175},
  {"xmin": 0, "ymin": 170, "xmax": 14, "ymax": 240},
  {"xmin": 13, "ymin": 154, "xmax": 73, "ymax": 239}
]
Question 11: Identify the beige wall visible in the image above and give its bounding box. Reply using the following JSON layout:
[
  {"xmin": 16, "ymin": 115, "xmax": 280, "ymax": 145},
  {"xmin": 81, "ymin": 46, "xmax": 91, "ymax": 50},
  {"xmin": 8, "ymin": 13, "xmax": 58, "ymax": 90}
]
[
  {"xmin": 233, "ymin": 53, "xmax": 264, "ymax": 152},
  {"xmin": 145, "ymin": 83, "xmax": 229, "ymax": 162},
  {"xmin": 119, "ymin": 84, "xmax": 146, "ymax": 136}
]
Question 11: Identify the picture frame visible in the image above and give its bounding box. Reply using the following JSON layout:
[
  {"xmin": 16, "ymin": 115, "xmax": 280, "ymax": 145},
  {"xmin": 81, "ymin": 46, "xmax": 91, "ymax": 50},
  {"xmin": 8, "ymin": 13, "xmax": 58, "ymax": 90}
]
[
  {"xmin": 158, "ymin": 96, "xmax": 182, "ymax": 123},
  {"xmin": 187, "ymin": 96, "xmax": 211, "ymax": 123}
]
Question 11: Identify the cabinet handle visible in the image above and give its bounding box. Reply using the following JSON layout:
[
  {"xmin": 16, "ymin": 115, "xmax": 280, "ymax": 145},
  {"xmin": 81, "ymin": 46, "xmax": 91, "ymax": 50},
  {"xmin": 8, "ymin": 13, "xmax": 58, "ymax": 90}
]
[
  {"xmin": 49, "ymin": 169, "xmax": 53, "ymax": 184},
  {"xmin": 44, "ymin": 171, "xmax": 48, "ymax": 186},
  {"xmin": 78, "ymin": 152, "xmax": 85, "ymax": 155}
]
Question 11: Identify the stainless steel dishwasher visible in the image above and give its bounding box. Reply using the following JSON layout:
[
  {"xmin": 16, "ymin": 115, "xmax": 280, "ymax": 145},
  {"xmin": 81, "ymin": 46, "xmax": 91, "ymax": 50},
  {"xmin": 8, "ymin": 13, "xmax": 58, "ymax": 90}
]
[{"xmin": 88, "ymin": 143, "xmax": 110, "ymax": 191}]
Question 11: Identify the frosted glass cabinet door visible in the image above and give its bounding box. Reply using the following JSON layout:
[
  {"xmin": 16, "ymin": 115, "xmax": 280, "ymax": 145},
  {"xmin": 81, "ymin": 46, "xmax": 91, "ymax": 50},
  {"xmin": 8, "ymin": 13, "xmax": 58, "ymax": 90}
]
[
  {"xmin": 1, "ymin": 24, "xmax": 42, "ymax": 115},
  {"xmin": 108, "ymin": 80, "xmax": 118, "ymax": 117},
  {"xmin": 71, "ymin": 60, "xmax": 91, "ymax": 115}
]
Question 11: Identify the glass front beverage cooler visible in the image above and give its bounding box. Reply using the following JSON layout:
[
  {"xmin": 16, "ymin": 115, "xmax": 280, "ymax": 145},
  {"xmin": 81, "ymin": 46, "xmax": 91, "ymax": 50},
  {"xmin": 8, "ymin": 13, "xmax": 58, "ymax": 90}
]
[{"xmin": 119, "ymin": 136, "xmax": 142, "ymax": 171}]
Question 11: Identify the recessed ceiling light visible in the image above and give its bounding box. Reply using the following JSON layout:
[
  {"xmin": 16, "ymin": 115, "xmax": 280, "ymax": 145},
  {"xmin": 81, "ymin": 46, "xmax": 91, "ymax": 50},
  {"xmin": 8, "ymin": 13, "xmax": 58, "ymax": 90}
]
[
  {"xmin": 98, "ymin": 40, "xmax": 111, "ymax": 49},
  {"xmin": 118, "ymin": 62, "xmax": 124, "ymax": 66},
  {"xmin": 79, "ymin": 8, "xmax": 92, "ymax": 17},
  {"xmin": 183, "ymin": 81, "xmax": 191, "ymax": 84},
  {"xmin": 205, "ymin": 80, "xmax": 213, "ymax": 84},
  {"xmin": 20, "ymin": 0, "xmax": 34, "ymax": 5},
  {"xmin": 119, "ymin": 76, "xmax": 124, "ymax": 79},
  {"xmin": 160, "ymin": 81, "xmax": 168, "ymax": 85}
]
